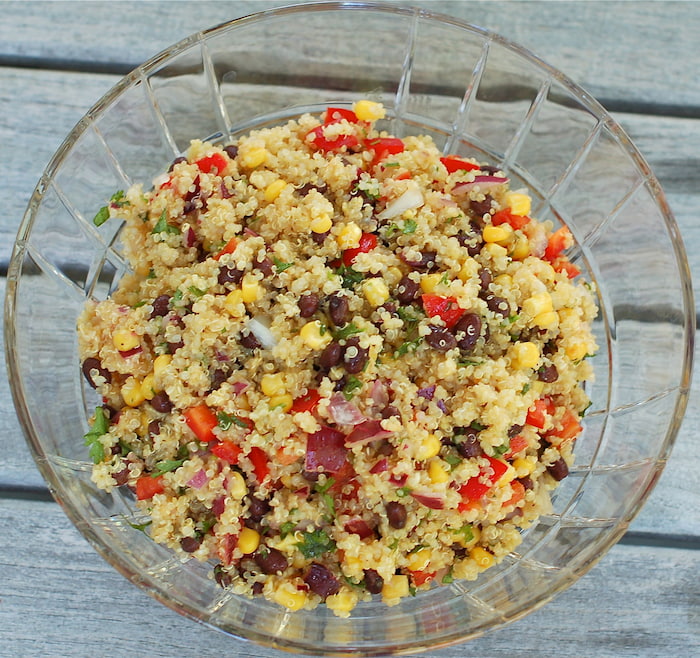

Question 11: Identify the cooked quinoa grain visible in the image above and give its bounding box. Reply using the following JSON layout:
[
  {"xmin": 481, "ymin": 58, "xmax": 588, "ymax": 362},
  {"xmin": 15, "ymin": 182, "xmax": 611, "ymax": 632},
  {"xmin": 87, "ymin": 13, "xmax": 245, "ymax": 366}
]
[{"xmin": 78, "ymin": 102, "xmax": 597, "ymax": 616}]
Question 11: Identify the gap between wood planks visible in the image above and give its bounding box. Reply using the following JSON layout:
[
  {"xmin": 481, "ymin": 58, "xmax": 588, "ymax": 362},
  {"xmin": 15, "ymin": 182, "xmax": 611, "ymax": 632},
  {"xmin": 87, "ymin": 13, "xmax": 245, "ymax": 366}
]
[{"xmin": 2, "ymin": 55, "xmax": 700, "ymax": 121}]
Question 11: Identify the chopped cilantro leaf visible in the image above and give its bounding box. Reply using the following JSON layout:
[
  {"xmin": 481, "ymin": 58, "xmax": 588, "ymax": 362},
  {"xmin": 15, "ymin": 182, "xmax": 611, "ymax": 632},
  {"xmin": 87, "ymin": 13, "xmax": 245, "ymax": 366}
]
[
  {"xmin": 491, "ymin": 443, "xmax": 510, "ymax": 457},
  {"xmin": 217, "ymin": 411, "xmax": 234, "ymax": 430},
  {"xmin": 83, "ymin": 406, "xmax": 109, "ymax": 464},
  {"xmin": 396, "ymin": 486, "xmax": 411, "ymax": 498},
  {"xmin": 172, "ymin": 289, "xmax": 184, "ymax": 302},
  {"xmin": 280, "ymin": 521, "xmax": 296, "ymax": 539},
  {"xmin": 335, "ymin": 263, "xmax": 365, "ymax": 289},
  {"xmin": 394, "ymin": 337, "xmax": 421, "ymax": 358},
  {"xmin": 272, "ymin": 256, "xmax": 294, "ymax": 272},
  {"xmin": 334, "ymin": 322, "xmax": 363, "ymax": 341},
  {"xmin": 520, "ymin": 382, "xmax": 531, "ymax": 395},
  {"xmin": 188, "ymin": 285, "xmax": 206, "ymax": 298},
  {"xmin": 403, "ymin": 218, "xmax": 417, "ymax": 234},
  {"xmin": 458, "ymin": 358, "xmax": 482, "ymax": 367},
  {"xmin": 127, "ymin": 519, "xmax": 152, "ymax": 532},
  {"xmin": 152, "ymin": 210, "xmax": 180, "ymax": 235},
  {"xmin": 93, "ymin": 206, "xmax": 110, "ymax": 227},
  {"xmin": 342, "ymin": 376, "xmax": 363, "ymax": 400},
  {"xmin": 296, "ymin": 529, "xmax": 336, "ymax": 558},
  {"xmin": 470, "ymin": 421, "xmax": 487, "ymax": 432},
  {"xmin": 315, "ymin": 477, "xmax": 336, "ymax": 494},
  {"xmin": 443, "ymin": 450, "xmax": 462, "ymax": 467},
  {"xmin": 152, "ymin": 458, "xmax": 186, "ymax": 476},
  {"xmin": 110, "ymin": 190, "xmax": 129, "ymax": 208},
  {"xmin": 146, "ymin": 268, "xmax": 156, "ymax": 280},
  {"xmin": 453, "ymin": 523, "xmax": 474, "ymax": 544},
  {"xmin": 320, "ymin": 492, "xmax": 336, "ymax": 518}
]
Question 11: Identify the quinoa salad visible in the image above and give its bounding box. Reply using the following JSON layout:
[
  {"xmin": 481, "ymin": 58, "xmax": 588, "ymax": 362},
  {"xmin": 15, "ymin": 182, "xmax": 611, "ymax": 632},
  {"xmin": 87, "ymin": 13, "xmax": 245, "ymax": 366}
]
[{"xmin": 78, "ymin": 101, "xmax": 597, "ymax": 616}]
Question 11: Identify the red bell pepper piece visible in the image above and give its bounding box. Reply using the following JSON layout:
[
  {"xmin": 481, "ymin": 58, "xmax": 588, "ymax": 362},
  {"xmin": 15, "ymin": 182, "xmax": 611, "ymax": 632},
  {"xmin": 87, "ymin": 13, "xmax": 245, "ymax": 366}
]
[
  {"xmin": 342, "ymin": 232, "xmax": 378, "ymax": 266},
  {"xmin": 291, "ymin": 389, "xmax": 321, "ymax": 414},
  {"xmin": 410, "ymin": 570, "xmax": 437, "ymax": 587},
  {"xmin": 248, "ymin": 446, "xmax": 270, "ymax": 483},
  {"xmin": 544, "ymin": 226, "xmax": 573, "ymax": 261},
  {"xmin": 195, "ymin": 152, "xmax": 229, "ymax": 175},
  {"xmin": 367, "ymin": 137, "xmax": 405, "ymax": 167},
  {"xmin": 547, "ymin": 409, "xmax": 583, "ymax": 441},
  {"xmin": 552, "ymin": 257, "xmax": 581, "ymax": 279},
  {"xmin": 458, "ymin": 456, "xmax": 509, "ymax": 507},
  {"xmin": 504, "ymin": 434, "xmax": 528, "ymax": 460},
  {"xmin": 183, "ymin": 404, "xmax": 219, "ymax": 443},
  {"xmin": 324, "ymin": 107, "xmax": 359, "ymax": 124},
  {"xmin": 343, "ymin": 517, "xmax": 374, "ymax": 539},
  {"xmin": 491, "ymin": 208, "xmax": 530, "ymax": 230},
  {"xmin": 213, "ymin": 237, "xmax": 238, "ymax": 261},
  {"xmin": 136, "ymin": 474, "xmax": 165, "ymax": 500},
  {"xmin": 503, "ymin": 479, "xmax": 526, "ymax": 508},
  {"xmin": 421, "ymin": 294, "xmax": 464, "ymax": 329},
  {"xmin": 525, "ymin": 397, "xmax": 554, "ymax": 430},
  {"xmin": 440, "ymin": 155, "xmax": 480, "ymax": 174},
  {"xmin": 307, "ymin": 125, "xmax": 360, "ymax": 153},
  {"xmin": 211, "ymin": 440, "xmax": 242, "ymax": 465}
]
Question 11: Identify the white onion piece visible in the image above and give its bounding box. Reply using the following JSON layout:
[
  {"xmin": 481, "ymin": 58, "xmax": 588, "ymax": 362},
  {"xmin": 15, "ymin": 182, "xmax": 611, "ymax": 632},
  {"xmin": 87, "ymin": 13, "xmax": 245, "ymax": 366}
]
[
  {"xmin": 451, "ymin": 176, "xmax": 509, "ymax": 196},
  {"xmin": 247, "ymin": 317, "xmax": 277, "ymax": 349},
  {"xmin": 527, "ymin": 223, "xmax": 548, "ymax": 258},
  {"xmin": 377, "ymin": 182, "xmax": 424, "ymax": 220},
  {"xmin": 328, "ymin": 393, "xmax": 366, "ymax": 426}
]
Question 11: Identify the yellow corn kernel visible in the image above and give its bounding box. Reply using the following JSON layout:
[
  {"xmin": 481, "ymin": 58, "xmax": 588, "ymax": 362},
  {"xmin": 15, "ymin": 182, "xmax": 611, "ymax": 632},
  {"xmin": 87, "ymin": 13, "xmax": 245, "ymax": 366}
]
[
  {"xmin": 270, "ymin": 530, "xmax": 302, "ymax": 554},
  {"xmin": 299, "ymin": 320, "xmax": 332, "ymax": 350},
  {"xmin": 566, "ymin": 341, "xmax": 589, "ymax": 362},
  {"xmin": 310, "ymin": 213, "xmax": 333, "ymax": 234},
  {"xmin": 415, "ymin": 433, "xmax": 441, "ymax": 461},
  {"xmin": 497, "ymin": 462, "xmax": 517, "ymax": 486},
  {"xmin": 261, "ymin": 373, "xmax": 286, "ymax": 397},
  {"xmin": 407, "ymin": 548, "xmax": 431, "ymax": 572},
  {"xmin": 241, "ymin": 274, "xmax": 262, "ymax": 304},
  {"xmin": 493, "ymin": 273, "xmax": 512, "ymax": 289},
  {"xmin": 239, "ymin": 147, "xmax": 268, "ymax": 169},
  {"xmin": 363, "ymin": 277, "xmax": 390, "ymax": 307},
  {"xmin": 269, "ymin": 394, "xmax": 294, "ymax": 413},
  {"xmin": 428, "ymin": 459, "xmax": 450, "ymax": 484},
  {"xmin": 326, "ymin": 588, "xmax": 359, "ymax": 616},
  {"xmin": 229, "ymin": 471, "xmax": 248, "ymax": 500},
  {"xmin": 337, "ymin": 222, "xmax": 362, "ymax": 249},
  {"xmin": 140, "ymin": 374, "xmax": 156, "ymax": 401},
  {"xmin": 113, "ymin": 329, "xmax": 139, "ymax": 352},
  {"xmin": 523, "ymin": 292, "xmax": 553, "ymax": 318},
  {"xmin": 483, "ymin": 242, "xmax": 508, "ymax": 260},
  {"xmin": 264, "ymin": 179, "xmax": 287, "ymax": 203},
  {"xmin": 513, "ymin": 456, "xmax": 537, "ymax": 478},
  {"xmin": 470, "ymin": 546, "xmax": 495, "ymax": 569},
  {"xmin": 385, "ymin": 266, "xmax": 404, "ymax": 287},
  {"xmin": 483, "ymin": 224, "xmax": 513, "ymax": 244},
  {"xmin": 458, "ymin": 258, "xmax": 479, "ymax": 283},
  {"xmin": 153, "ymin": 354, "xmax": 172, "ymax": 378},
  {"xmin": 420, "ymin": 272, "xmax": 443, "ymax": 294},
  {"xmin": 506, "ymin": 191, "xmax": 532, "ymax": 217},
  {"xmin": 353, "ymin": 100, "xmax": 386, "ymax": 122},
  {"xmin": 272, "ymin": 582, "xmax": 308, "ymax": 611},
  {"xmin": 533, "ymin": 310, "xmax": 559, "ymax": 330},
  {"xmin": 121, "ymin": 377, "xmax": 145, "ymax": 407},
  {"xmin": 530, "ymin": 380, "xmax": 545, "ymax": 396},
  {"xmin": 510, "ymin": 341, "xmax": 540, "ymax": 370},
  {"xmin": 238, "ymin": 527, "xmax": 261, "ymax": 555},
  {"xmin": 382, "ymin": 574, "xmax": 410, "ymax": 601},
  {"xmin": 558, "ymin": 308, "xmax": 577, "ymax": 323},
  {"xmin": 224, "ymin": 289, "xmax": 244, "ymax": 316},
  {"xmin": 510, "ymin": 235, "xmax": 530, "ymax": 260}
]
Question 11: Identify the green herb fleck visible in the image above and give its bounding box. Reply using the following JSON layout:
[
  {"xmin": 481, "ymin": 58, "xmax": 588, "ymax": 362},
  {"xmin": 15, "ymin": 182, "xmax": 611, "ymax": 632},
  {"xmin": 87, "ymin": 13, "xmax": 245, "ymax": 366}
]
[
  {"xmin": 188, "ymin": 285, "xmax": 206, "ymax": 298},
  {"xmin": 127, "ymin": 519, "xmax": 152, "ymax": 532},
  {"xmin": 132, "ymin": 300, "xmax": 147, "ymax": 308},
  {"xmin": 458, "ymin": 358, "xmax": 482, "ymax": 367},
  {"xmin": 217, "ymin": 411, "xmax": 234, "ymax": 430},
  {"xmin": 443, "ymin": 450, "xmax": 462, "ymax": 468},
  {"xmin": 320, "ymin": 492, "xmax": 335, "ymax": 518},
  {"xmin": 342, "ymin": 376, "xmax": 364, "ymax": 400},
  {"xmin": 396, "ymin": 486, "xmax": 411, "ymax": 498},
  {"xmin": 580, "ymin": 400, "xmax": 593, "ymax": 418},
  {"xmin": 272, "ymin": 256, "xmax": 294, "ymax": 272},
  {"xmin": 408, "ymin": 584, "xmax": 417, "ymax": 597},
  {"xmin": 334, "ymin": 322, "xmax": 363, "ymax": 341},
  {"xmin": 146, "ymin": 268, "xmax": 156, "ymax": 280},
  {"xmin": 520, "ymin": 382, "xmax": 531, "ymax": 395},
  {"xmin": 491, "ymin": 443, "xmax": 510, "ymax": 457},
  {"xmin": 93, "ymin": 206, "xmax": 110, "ymax": 227},
  {"xmin": 384, "ymin": 162, "xmax": 400, "ymax": 168},
  {"xmin": 441, "ymin": 567, "xmax": 455, "ymax": 584},
  {"xmin": 152, "ymin": 458, "xmax": 186, "ymax": 476},
  {"xmin": 389, "ymin": 538, "xmax": 400, "ymax": 551},
  {"xmin": 439, "ymin": 271, "xmax": 450, "ymax": 285},
  {"xmin": 151, "ymin": 210, "xmax": 180, "ymax": 235},
  {"xmin": 315, "ymin": 477, "xmax": 336, "ymax": 494},
  {"xmin": 110, "ymin": 190, "xmax": 129, "ymax": 208},
  {"xmin": 453, "ymin": 523, "xmax": 474, "ymax": 544},
  {"xmin": 83, "ymin": 406, "xmax": 109, "ymax": 464},
  {"xmin": 336, "ymin": 263, "xmax": 365, "ymax": 289},
  {"xmin": 172, "ymin": 289, "xmax": 184, "ymax": 302},
  {"xmin": 470, "ymin": 421, "xmax": 487, "ymax": 432},
  {"xmin": 280, "ymin": 521, "xmax": 296, "ymax": 539},
  {"xmin": 402, "ymin": 218, "xmax": 417, "ymax": 234},
  {"xmin": 296, "ymin": 529, "xmax": 336, "ymax": 558},
  {"xmin": 394, "ymin": 337, "xmax": 422, "ymax": 358}
]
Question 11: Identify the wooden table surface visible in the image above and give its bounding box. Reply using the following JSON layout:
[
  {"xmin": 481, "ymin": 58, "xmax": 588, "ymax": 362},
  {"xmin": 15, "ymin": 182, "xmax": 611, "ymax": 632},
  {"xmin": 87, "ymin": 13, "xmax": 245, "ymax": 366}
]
[{"xmin": 1, "ymin": 2, "xmax": 698, "ymax": 656}]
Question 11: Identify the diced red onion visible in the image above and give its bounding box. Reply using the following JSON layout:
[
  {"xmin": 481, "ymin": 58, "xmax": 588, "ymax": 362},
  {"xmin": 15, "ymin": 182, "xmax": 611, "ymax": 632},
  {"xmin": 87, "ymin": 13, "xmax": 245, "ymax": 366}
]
[
  {"xmin": 247, "ymin": 317, "xmax": 276, "ymax": 349},
  {"xmin": 187, "ymin": 468, "xmax": 209, "ymax": 489},
  {"xmin": 345, "ymin": 420, "xmax": 394, "ymax": 445},
  {"xmin": 436, "ymin": 196, "xmax": 459, "ymax": 208},
  {"xmin": 369, "ymin": 458, "xmax": 389, "ymax": 474},
  {"xmin": 451, "ymin": 176, "xmax": 509, "ymax": 196},
  {"xmin": 328, "ymin": 393, "xmax": 366, "ymax": 426},
  {"xmin": 436, "ymin": 399, "xmax": 448, "ymax": 414},
  {"xmin": 118, "ymin": 346, "xmax": 143, "ymax": 358},
  {"xmin": 184, "ymin": 227, "xmax": 197, "ymax": 248},
  {"xmin": 212, "ymin": 495, "xmax": 226, "ymax": 517},
  {"xmin": 344, "ymin": 517, "xmax": 374, "ymax": 539},
  {"xmin": 389, "ymin": 472, "xmax": 408, "ymax": 487},
  {"xmin": 305, "ymin": 426, "xmax": 348, "ymax": 474},
  {"xmin": 377, "ymin": 182, "xmax": 424, "ymax": 220},
  {"xmin": 411, "ymin": 490, "xmax": 445, "ymax": 509},
  {"xmin": 370, "ymin": 379, "xmax": 390, "ymax": 409},
  {"xmin": 230, "ymin": 381, "xmax": 249, "ymax": 396},
  {"xmin": 244, "ymin": 227, "xmax": 260, "ymax": 238},
  {"xmin": 417, "ymin": 384, "xmax": 436, "ymax": 400}
]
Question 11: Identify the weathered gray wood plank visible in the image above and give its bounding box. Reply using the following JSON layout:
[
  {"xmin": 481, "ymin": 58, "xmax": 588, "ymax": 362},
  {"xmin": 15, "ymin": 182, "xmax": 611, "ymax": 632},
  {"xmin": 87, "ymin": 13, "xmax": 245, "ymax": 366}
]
[
  {"xmin": 2, "ymin": 1, "xmax": 699, "ymax": 112},
  {"xmin": 0, "ymin": 498, "xmax": 697, "ymax": 658}
]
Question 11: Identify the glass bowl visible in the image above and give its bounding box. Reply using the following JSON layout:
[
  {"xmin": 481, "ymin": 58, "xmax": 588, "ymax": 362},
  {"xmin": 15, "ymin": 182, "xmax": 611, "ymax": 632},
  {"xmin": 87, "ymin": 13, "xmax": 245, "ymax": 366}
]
[{"xmin": 4, "ymin": 2, "xmax": 694, "ymax": 654}]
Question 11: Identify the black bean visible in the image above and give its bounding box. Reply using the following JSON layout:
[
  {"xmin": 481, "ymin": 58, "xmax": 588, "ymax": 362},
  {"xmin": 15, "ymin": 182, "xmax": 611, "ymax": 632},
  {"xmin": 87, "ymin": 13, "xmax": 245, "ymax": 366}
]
[
  {"xmin": 81, "ymin": 357, "xmax": 111, "ymax": 388},
  {"xmin": 478, "ymin": 268, "xmax": 492, "ymax": 293},
  {"xmin": 518, "ymin": 476, "xmax": 534, "ymax": 491},
  {"xmin": 455, "ymin": 428, "xmax": 483, "ymax": 458},
  {"xmin": 481, "ymin": 165, "xmax": 503, "ymax": 175},
  {"xmin": 113, "ymin": 467, "xmax": 130, "ymax": 486},
  {"xmin": 404, "ymin": 250, "xmax": 437, "ymax": 271},
  {"xmin": 302, "ymin": 469, "xmax": 320, "ymax": 482},
  {"xmin": 214, "ymin": 565, "xmax": 232, "ymax": 588},
  {"xmin": 469, "ymin": 194, "xmax": 493, "ymax": 218},
  {"xmin": 343, "ymin": 337, "xmax": 369, "ymax": 373},
  {"xmin": 150, "ymin": 294, "xmax": 171, "ymax": 319},
  {"xmin": 184, "ymin": 175, "xmax": 201, "ymax": 203},
  {"xmin": 239, "ymin": 330, "xmax": 261, "ymax": 350},
  {"xmin": 467, "ymin": 239, "xmax": 484, "ymax": 257},
  {"xmin": 150, "ymin": 391, "xmax": 173, "ymax": 413},
  {"xmin": 381, "ymin": 405, "xmax": 401, "ymax": 420},
  {"xmin": 547, "ymin": 457, "xmax": 569, "ymax": 481},
  {"xmin": 484, "ymin": 294, "xmax": 510, "ymax": 317},
  {"xmin": 386, "ymin": 501, "xmax": 407, "ymax": 529},
  {"xmin": 210, "ymin": 368, "xmax": 229, "ymax": 390},
  {"xmin": 425, "ymin": 326, "xmax": 457, "ymax": 352},
  {"xmin": 319, "ymin": 341, "xmax": 343, "ymax": 370},
  {"xmin": 311, "ymin": 230, "xmax": 329, "ymax": 245},
  {"xmin": 180, "ymin": 536, "xmax": 201, "ymax": 553},
  {"xmin": 223, "ymin": 145, "xmax": 238, "ymax": 160},
  {"xmin": 538, "ymin": 364, "xmax": 559, "ymax": 383},
  {"xmin": 297, "ymin": 181, "xmax": 327, "ymax": 196},
  {"xmin": 396, "ymin": 275, "xmax": 420, "ymax": 304},
  {"xmin": 247, "ymin": 495, "xmax": 271, "ymax": 523},
  {"xmin": 508, "ymin": 424, "xmax": 523, "ymax": 439},
  {"xmin": 298, "ymin": 293, "xmax": 320, "ymax": 318},
  {"xmin": 453, "ymin": 312, "xmax": 482, "ymax": 352},
  {"xmin": 254, "ymin": 546, "xmax": 288, "ymax": 575},
  {"xmin": 168, "ymin": 156, "xmax": 187, "ymax": 172},
  {"xmin": 363, "ymin": 569, "xmax": 384, "ymax": 595},
  {"xmin": 328, "ymin": 293, "xmax": 350, "ymax": 326},
  {"xmin": 218, "ymin": 266, "xmax": 244, "ymax": 287},
  {"xmin": 305, "ymin": 562, "xmax": 340, "ymax": 598},
  {"xmin": 379, "ymin": 302, "xmax": 397, "ymax": 315},
  {"xmin": 254, "ymin": 256, "xmax": 275, "ymax": 277},
  {"xmin": 167, "ymin": 339, "xmax": 184, "ymax": 354},
  {"xmin": 148, "ymin": 420, "xmax": 161, "ymax": 436}
]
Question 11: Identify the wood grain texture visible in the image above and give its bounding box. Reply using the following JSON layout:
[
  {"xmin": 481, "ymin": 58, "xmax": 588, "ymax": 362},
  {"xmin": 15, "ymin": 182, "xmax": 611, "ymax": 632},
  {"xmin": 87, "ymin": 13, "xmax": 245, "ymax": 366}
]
[
  {"xmin": 1, "ymin": 1, "xmax": 699, "ymax": 113},
  {"xmin": 0, "ymin": 498, "xmax": 697, "ymax": 658}
]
